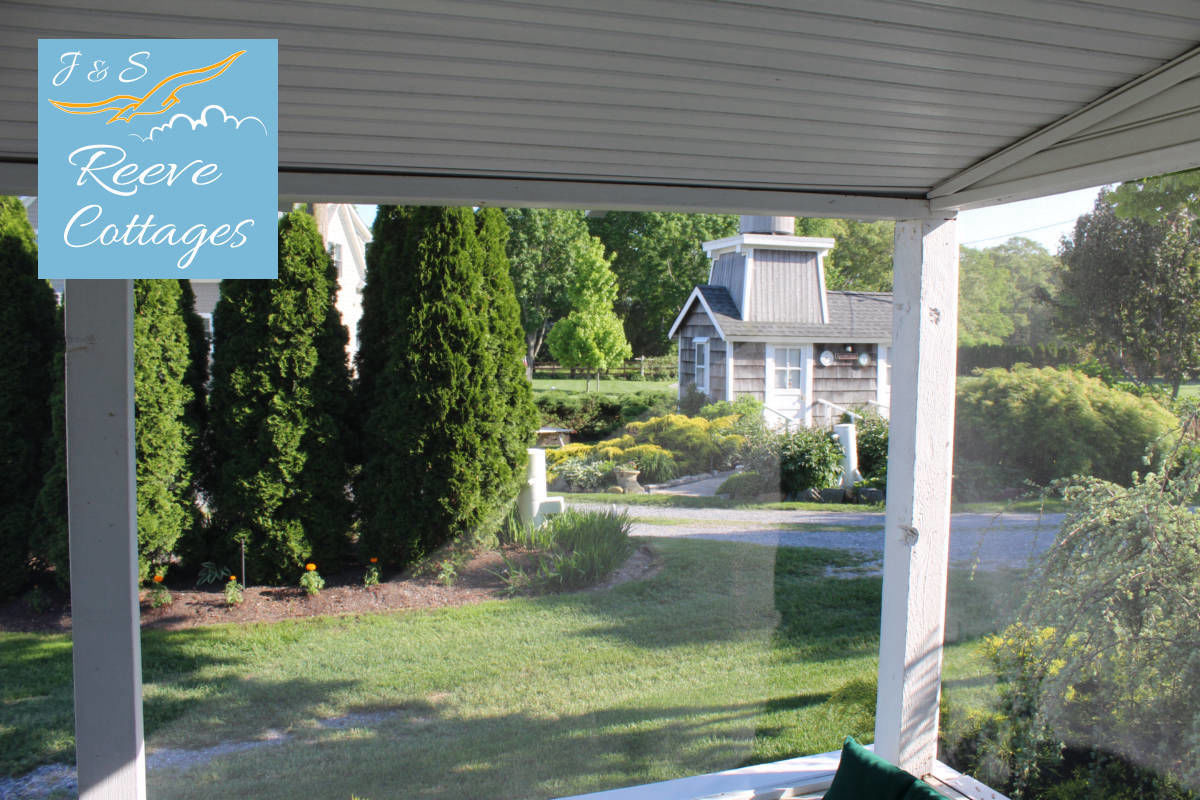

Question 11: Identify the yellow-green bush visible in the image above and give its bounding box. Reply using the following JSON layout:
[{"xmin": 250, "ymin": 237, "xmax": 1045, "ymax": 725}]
[
  {"xmin": 593, "ymin": 445, "xmax": 627, "ymax": 462},
  {"xmin": 622, "ymin": 444, "xmax": 678, "ymax": 483},
  {"xmin": 545, "ymin": 442, "xmax": 594, "ymax": 468},
  {"xmin": 546, "ymin": 409, "xmax": 755, "ymax": 485}
]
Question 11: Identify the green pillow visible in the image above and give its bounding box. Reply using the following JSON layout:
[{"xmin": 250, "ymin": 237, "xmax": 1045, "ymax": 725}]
[
  {"xmin": 822, "ymin": 737, "xmax": 916, "ymax": 800},
  {"xmin": 902, "ymin": 777, "xmax": 949, "ymax": 799}
]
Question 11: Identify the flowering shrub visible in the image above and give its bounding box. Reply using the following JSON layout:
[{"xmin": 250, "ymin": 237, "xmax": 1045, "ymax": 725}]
[
  {"xmin": 959, "ymin": 434, "xmax": 1200, "ymax": 798},
  {"xmin": 364, "ymin": 557, "xmax": 380, "ymax": 588},
  {"xmin": 300, "ymin": 563, "xmax": 325, "ymax": 597},
  {"xmin": 224, "ymin": 575, "xmax": 243, "ymax": 606}
]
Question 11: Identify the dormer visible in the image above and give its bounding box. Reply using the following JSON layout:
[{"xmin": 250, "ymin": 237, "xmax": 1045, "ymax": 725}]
[{"xmin": 701, "ymin": 216, "xmax": 834, "ymax": 324}]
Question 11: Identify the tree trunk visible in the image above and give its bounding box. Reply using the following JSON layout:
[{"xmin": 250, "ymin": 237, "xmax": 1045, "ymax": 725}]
[{"xmin": 525, "ymin": 336, "xmax": 537, "ymax": 381}]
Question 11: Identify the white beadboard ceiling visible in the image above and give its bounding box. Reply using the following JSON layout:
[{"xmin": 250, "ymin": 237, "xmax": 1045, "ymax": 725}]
[{"xmin": 3, "ymin": 0, "xmax": 1200, "ymax": 217}]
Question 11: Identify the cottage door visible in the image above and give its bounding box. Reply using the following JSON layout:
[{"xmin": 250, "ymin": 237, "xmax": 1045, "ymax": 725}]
[{"xmin": 765, "ymin": 344, "xmax": 809, "ymax": 428}]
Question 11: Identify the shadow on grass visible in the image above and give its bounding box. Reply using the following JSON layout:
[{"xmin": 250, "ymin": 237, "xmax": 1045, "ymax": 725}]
[
  {"xmin": 0, "ymin": 625, "xmax": 357, "ymax": 777},
  {"xmin": 146, "ymin": 695, "xmax": 777, "ymax": 800}
]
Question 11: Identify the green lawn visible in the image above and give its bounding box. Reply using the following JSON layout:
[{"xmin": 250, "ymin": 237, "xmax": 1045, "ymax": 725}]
[
  {"xmin": 0, "ymin": 539, "xmax": 1017, "ymax": 799},
  {"xmin": 531, "ymin": 377, "xmax": 675, "ymax": 395}
]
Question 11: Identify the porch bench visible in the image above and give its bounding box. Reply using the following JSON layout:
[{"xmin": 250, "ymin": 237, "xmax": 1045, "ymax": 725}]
[{"xmin": 561, "ymin": 746, "xmax": 1010, "ymax": 800}]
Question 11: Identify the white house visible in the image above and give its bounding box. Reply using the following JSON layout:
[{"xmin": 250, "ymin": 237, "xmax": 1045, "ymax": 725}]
[{"xmin": 669, "ymin": 215, "xmax": 891, "ymax": 427}]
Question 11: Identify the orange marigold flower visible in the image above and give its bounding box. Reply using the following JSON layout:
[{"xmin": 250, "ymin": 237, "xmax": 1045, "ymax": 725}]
[
  {"xmin": 369, "ymin": 557, "xmax": 378, "ymax": 564},
  {"xmin": 229, "ymin": 575, "xmax": 237, "ymax": 581},
  {"xmin": 305, "ymin": 563, "xmax": 316, "ymax": 571},
  {"xmin": 153, "ymin": 574, "xmax": 164, "ymax": 583}
]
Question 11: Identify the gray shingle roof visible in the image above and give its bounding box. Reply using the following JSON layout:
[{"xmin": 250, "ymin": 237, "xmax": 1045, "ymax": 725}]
[{"xmin": 694, "ymin": 286, "xmax": 891, "ymax": 341}]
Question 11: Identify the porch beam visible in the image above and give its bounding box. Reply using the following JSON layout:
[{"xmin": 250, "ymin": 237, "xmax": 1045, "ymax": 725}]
[
  {"xmin": 65, "ymin": 280, "xmax": 147, "ymax": 799},
  {"xmin": 874, "ymin": 216, "xmax": 959, "ymax": 776},
  {"xmin": 277, "ymin": 169, "xmax": 931, "ymax": 220}
]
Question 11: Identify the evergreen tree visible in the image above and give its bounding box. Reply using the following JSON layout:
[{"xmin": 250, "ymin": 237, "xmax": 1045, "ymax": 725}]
[
  {"xmin": 357, "ymin": 206, "xmax": 509, "ymax": 565},
  {"xmin": 132, "ymin": 279, "xmax": 195, "ymax": 581},
  {"xmin": 31, "ymin": 311, "xmax": 67, "ymax": 586},
  {"xmin": 178, "ymin": 280, "xmax": 211, "ymax": 503},
  {"xmin": 476, "ymin": 208, "xmax": 537, "ymax": 512},
  {"xmin": 0, "ymin": 197, "xmax": 58, "ymax": 597},
  {"xmin": 208, "ymin": 211, "xmax": 353, "ymax": 582}
]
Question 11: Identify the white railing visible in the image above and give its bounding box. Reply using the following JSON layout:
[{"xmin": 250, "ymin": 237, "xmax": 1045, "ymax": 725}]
[
  {"xmin": 811, "ymin": 398, "xmax": 861, "ymax": 428},
  {"xmin": 762, "ymin": 405, "xmax": 794, "ymax": 431}
]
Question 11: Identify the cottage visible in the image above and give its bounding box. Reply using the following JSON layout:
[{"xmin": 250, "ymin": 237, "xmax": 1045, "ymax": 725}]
[{"xmin": 669, "ymin": 215, "xmax": 891, "ymax": 427}]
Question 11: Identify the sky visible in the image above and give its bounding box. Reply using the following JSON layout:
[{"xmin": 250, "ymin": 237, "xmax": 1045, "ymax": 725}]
[
  {"xmin": 956, "ymin": 185, "xmax": 1106, "ymax": 253},
  {"xmin": 356, "ymin": 185, "xmax": 1108, "ymax": 256}
]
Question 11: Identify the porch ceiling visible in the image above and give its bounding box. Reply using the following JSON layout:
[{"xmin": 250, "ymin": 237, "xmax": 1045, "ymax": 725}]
[{"xmin": 3, "ymin": 1, "xmax": 1200, "ymax": 216}]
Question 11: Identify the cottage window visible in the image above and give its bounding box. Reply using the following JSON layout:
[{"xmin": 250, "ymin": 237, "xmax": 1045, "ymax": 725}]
[
  {"xmin": 694, "ymin": 338, "xmax": 709, "ymax": 394},
  {"xmin": 774, "ymin": 346, "xmax": 804, "ymax": 389}
]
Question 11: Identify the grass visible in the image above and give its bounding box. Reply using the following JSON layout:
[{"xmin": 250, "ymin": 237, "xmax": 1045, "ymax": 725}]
[
  {"xmin": 952, "ymin": 498, "xmax": 1067, "ymax": 514},
  {"xmin": 532, "ymin": 377, "xmax": 675, "ymax": 395},
  {"xmin": 0, "ymin": 539, "xmax": 1021, "ymax": 799}
]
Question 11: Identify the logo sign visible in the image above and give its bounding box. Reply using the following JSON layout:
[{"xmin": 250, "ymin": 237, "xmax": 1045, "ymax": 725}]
[{"xmin": 38, "ymin": 40, "xmax": 278, "ymax": 279}]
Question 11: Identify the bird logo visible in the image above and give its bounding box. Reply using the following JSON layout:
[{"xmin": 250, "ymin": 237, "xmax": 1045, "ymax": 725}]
[{"xmin": 48, "ymin": 50, "xmax": 246, "ymax": 124}]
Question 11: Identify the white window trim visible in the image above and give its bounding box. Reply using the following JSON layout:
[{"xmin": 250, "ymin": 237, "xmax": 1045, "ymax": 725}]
[{"xmin": 694, "ymin": 337, "xmax": 710, "ymax": 396}]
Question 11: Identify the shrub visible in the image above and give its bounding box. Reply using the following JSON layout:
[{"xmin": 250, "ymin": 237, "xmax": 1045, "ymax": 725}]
[
  {"xmin": 855, "ymin": 412, "xmax": 889, "ymax": 482},
  {"xmin": 717, "ymin": 470, "xmax": 774, "ymax": 499},
  {"xmin": 363, "ymin": 558, "xmax": 380, "ymax": 588},
  {"xmin": 207, "ymin": 211, "xmax": 354, "ymax": 583},
  {"xmin": 534, "ymin": 389, "xmax": 673, "ymax": 441},
  {"xmin": 972, "ymin": 452, "xmax": 1200, "ymax": 797},
  {"xmin": 224, "ymin": 576, "xmax": 243, "ymax": 606},
  {"xmin": 778, "ymin": 427, "xmax": 843, "ymax": 495},
  {"xmin": 955, "ymin": 366, "xmax": 1176, "ymax": 488},
  {"xmin": 503, "ymin": 509, "xmax": 632, "ymax": 593},
  {"xmin": 626, "ymin": 413, "xmax": 723, "ymax": 474},
  {"xmin": 133, "ymin": 279, "xmax": 196, "ymax": 583},
  {"xmin": 622, "ymin": 444, "xmax": 677, "ymax": 483},
  {"xmin": 554, "ymin": 457, "xmax": 614, "ymax": 492},
  {"xmin": 677, "ymin": 383, "xmax": 708, "ymax": 416},
  {"xmin": 300, "ymin": 562, "xmax": 325, "ymax": 597},
  {"xmin": 0, "ymin": 197, "xmax": 59, "ymax": 599},
  {"xmin": 356, "ymin": 206, "xmax": 535, "ymax": 568}
]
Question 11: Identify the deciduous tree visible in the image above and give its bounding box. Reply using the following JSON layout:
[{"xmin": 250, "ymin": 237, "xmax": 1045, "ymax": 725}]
[
  {"xmin": 505, "ymin": 208, "xmax": 600, "ymax": 375},
  {"xmin": 546, "ymin": 235, "xmax": 631, "ymax": 389},
  {"xmin": 1058, "ymin": 191, "xmax": 1200, "ymax": 398},
  {"xmin": 589, "ymin": 211, "xmax": 738, "ymax": 355}
]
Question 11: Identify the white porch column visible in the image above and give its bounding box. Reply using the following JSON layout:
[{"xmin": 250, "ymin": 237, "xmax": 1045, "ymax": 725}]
[
  {"xmin": 873, "ymin": 217, "xmax": 958, "ymax": 777},
  {"xmin": 65, "ymin": 280, "xmax": 147, "ymax": 799}
]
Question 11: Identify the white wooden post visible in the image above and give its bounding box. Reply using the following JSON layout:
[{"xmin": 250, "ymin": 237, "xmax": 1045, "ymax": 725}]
[
  {"xmin": 65, "ymin": 280, "xmax": 147, "ymax": 799},
  {"xmin": 874, "ymin": 217, "xmax": 959, "ymax": 777}
]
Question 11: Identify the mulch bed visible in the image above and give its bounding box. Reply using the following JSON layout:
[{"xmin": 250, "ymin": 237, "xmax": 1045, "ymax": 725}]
[{"xmin": 0, "ymin": 546, "xmax": 661, "ymax": 634}]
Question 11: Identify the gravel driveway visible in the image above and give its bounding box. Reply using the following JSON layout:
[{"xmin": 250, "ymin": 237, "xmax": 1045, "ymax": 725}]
[{"xmin": 571, "ymin": 501, "xmax": 1063, "ymax": 572}]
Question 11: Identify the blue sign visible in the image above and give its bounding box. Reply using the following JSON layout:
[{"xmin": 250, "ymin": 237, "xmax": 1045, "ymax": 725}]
[{"xmin": 38, "ymin": 40, "xmax": 278, "ymax": 279}]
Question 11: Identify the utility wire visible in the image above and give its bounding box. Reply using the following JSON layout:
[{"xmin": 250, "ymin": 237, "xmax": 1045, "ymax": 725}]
[{"xmin": 960, "ymin": 217, "xmax": 1081, "ymax": 247}]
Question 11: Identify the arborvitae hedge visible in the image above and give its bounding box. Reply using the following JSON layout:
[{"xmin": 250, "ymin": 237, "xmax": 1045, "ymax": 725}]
[
  {"xmin": 0, "ymin": 197, "xmax": 58, "ymax": 597},
  {"xmin": 357, "ymin": 206, "xmax": 530, "ymax": 566},
  {"xmin": 207, "ymin": 211, "xmax": 353, "ymax": 583},
  {"xmin": 133, "ymin": 279, "xmax": 195, "ymax": 581},
  {"xmin": 32, "ymin": 305, "xmax": 67, "ymax": 587},
  {"xmin": 476, "ymin": 207, "xmax": 537, "ymax": 517},
  {"xmin": 178, "ymin": 279, "xmax": 211, "ymax": 508}
]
